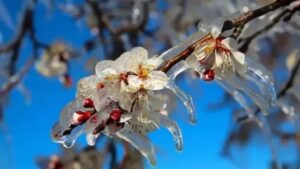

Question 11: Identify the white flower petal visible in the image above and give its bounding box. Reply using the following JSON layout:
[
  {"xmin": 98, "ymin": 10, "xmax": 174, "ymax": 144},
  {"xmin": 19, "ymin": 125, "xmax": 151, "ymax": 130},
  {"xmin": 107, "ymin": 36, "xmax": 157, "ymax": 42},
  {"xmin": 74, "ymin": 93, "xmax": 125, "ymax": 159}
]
[
  {"xmin": 232, "ymin": 51, "xmax": 245, "ymax": 65},
  {"xmin": 144, "ymin": 56, "xmax": 163, "ymax": 70},
  {"xmin": 186, "ymin": 54, "xmax": 202, "ymax": 71},
  {"xmin": 120, "ymin": 114, "xmax": 133, "ymax": 123},
  {"xmin": 215, "ymin": 51, "xmax": 223, "ymax": 67},
  {"xmin": 102, "ymin": 68, "xmax": 118, "ymax": 78},
  {"xmin": 95, "ymin": 60, "xmax": 114, "ymax": 79},
  {"xmin": 143, "ymin": 71, "xmax": 168, "ymax": 90},
  {"xmin": 211, "ymin": 25, "xmax": 222, "ymax": 38},
  {"xmin": 194, "ymin": 43, "xmax": 213, "ymax": 61},
  {"xmin": 221, "ymin": 38, "xmax": 238, "ymax": 50},
  {"xmin": 121, "ymin": 75, "xmax": 142, "ymax": 93},
  {"xmin": 115, "ymin": 50, "xmax": 134, "ymax": 71},
  {"xmin": 118, "ymin": 92, "xmax": 134, "ymax": 111},
  {"xmin": 76, "ymin": 75, "xmax": 99, "ymax": 98},
  {"xmin": 232, "ymin": 51, "xmax": 247, "ymax": 74},
  {"xmin": 124, "ymin": 47, "xmax": 148, "ymax": 72},
  {"xmin": 92, "ymin": 88, "xmax": 111, "ymax": 111}
]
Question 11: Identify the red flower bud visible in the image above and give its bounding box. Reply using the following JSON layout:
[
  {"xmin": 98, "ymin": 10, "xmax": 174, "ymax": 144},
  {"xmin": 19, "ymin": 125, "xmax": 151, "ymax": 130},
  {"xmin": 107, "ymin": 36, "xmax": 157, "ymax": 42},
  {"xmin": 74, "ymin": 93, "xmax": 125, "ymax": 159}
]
[
  {"xmin": 202, "ymin": 69, "xmax": 215, "ymax": 81},
  {"xmin": 83, "ymin": 98, "xmax": 94, "ymax": 108},
  {"xmin": 110, "ymin": 109, "xmax": 122, "ymax": 121},
  {"xmin": 73, "ymin": 111, "xmax": 91, "ymax": 124}
]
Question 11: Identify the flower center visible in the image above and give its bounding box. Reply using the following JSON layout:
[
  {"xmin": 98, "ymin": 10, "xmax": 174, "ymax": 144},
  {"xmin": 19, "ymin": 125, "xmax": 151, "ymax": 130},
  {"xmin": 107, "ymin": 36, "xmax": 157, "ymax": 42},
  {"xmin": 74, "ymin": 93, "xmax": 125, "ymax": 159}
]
[
  {"xmin": 96, "ymin": 82, "xmax": 105, "ymax": 89},
  {"xmin": 137, "ymin": 64, "xmax": 149, "ymax": 80}
]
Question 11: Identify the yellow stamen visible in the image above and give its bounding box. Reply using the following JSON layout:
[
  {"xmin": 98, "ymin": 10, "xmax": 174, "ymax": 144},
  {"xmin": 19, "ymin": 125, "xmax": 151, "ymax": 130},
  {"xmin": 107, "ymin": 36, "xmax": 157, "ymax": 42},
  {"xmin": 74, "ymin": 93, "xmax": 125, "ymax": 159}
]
[{"xmin": 137, "ymin": 64, "xmax": 149, "ymax": 80}]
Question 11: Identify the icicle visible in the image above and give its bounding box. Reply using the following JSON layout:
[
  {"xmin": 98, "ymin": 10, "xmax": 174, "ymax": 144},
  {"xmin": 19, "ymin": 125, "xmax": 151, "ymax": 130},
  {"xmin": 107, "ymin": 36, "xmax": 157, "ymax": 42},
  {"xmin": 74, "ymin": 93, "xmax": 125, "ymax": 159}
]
[
  {"xmin": 277, "ymin": 96, "xmax": 300, "ymax": 135},
  {"xmin": 59, "ymin": 98, "xmax": 83, "ymax": 128},
  {"xmin": 86, "ymin": 133, "xmax": 99, "ymax": 146},
  {"xmin": 217, "ymin": 80, "xmax": 254, "ymax": 119},
  {"xmin": 217, "ymin": 79, "xmax": 269, "ymax": 127},
  {"xmin": 167, "ymin": 82, "xmax": 196, "ymax": 124},
  {"xmin": 158, "ymin": 31, "xmax": 207, "ymax": 61},
  {"xmin": 166, "ymin": 61, "xmax": 197, "ymax": 124},
  {"xmin": 116, "ymin": 128, "xmax": 157, "ymax": 167},
  {"xmin": 223, "ymin": 74, "xmax": 271, "ymax": 115},
  {"xmin": 167, "ymin": 61, "xmax": 190, "ymax": 80},
  {"xmin": 277, "ymin": 97, "xmax": 296, "ymax": 118},
  {"xmin": 51, "ymin": 120, "xmax": 87, "ymax": 149},
  {"xmin": 62, "ymin": 139, "xmax": 75, "ymax": 148},
  {"xmin": 156, "ymin": 112, "xmax": 183, "ymax": 151},
  {"xmin": 243, "ymin": 57, "xmax": 277, "ymax": 105}
]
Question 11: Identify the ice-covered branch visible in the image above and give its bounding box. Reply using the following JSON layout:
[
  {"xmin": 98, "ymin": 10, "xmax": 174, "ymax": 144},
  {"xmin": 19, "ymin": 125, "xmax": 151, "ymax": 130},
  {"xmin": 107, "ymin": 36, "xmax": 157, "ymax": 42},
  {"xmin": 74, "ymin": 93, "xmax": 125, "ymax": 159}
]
[
  {"xmin": 239, "ymin": 5, "xmax": 300, "ymax": 52},
  {"xmin": 158, "ymin": 1, "xmax": 298, "ymax": 73},
  {"xmin": 224, "ymin": 0, "xmax": 298, "ymax": 39},
  {"xmin": 86, "ymin": 0, "xmax": 149, "ymax": 37},
  {"xmin": 0, "ymin": 3, "xmax": 48, "ymax": 97}
]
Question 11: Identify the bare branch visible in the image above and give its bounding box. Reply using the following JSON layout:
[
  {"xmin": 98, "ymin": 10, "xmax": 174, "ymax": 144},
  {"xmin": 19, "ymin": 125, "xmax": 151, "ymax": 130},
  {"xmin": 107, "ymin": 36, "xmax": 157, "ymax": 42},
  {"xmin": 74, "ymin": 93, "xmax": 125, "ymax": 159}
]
[
  {"xmin": 224, "ymin": 0, "xmax": 297, "ymax": 34},
  {"xmin": 239, "ymin": 5, "xmax": 300, "ymax": 52},
  {"xmin": 0, "ymin": 58, "xmax": 35, "ymax": 96}
]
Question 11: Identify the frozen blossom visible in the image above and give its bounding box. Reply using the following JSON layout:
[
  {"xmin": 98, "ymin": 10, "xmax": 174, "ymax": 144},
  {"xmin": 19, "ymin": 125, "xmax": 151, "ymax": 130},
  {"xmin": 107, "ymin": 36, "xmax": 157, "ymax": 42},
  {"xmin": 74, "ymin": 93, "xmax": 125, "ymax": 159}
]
[
  {"xmin": 52, "ymin": 47, "xmax": 183, "ymax": 166},
  {"xmin": 95, "ymin": 47, "xmax": 168, "ymax": 93},
  {"xmin": 51, "ymin": 20, "xmax": 279, "ymax": 167},
  {"xmin": 185, "ymin": 23, "xmax": 247, "ymax": 80},
  {"xmin": 36, "ymin": 42, "xmax": 74, "ymax": 87},
  {"xmin": 183, "ymin": 22, "xmax": 277, "ymax": 116}
]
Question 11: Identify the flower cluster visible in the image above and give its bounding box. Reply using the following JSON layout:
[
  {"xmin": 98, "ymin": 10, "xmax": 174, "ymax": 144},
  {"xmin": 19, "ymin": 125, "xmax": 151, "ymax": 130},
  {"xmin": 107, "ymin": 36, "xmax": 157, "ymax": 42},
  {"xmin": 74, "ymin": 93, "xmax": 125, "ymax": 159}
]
[
  {"xmin": 186, "ymin": 25, "xmax": 246, "ymax": 81},
  {"xmin": 51, "ymin": 47, "xmax": 186, "ymax": 166},
  {"xmin": 51, "ymin": 22, "xmax": 278, "ymax": 167},
  {"xmin": 184, "ymin": 22, "xmax": 277, "ymax": 118}
]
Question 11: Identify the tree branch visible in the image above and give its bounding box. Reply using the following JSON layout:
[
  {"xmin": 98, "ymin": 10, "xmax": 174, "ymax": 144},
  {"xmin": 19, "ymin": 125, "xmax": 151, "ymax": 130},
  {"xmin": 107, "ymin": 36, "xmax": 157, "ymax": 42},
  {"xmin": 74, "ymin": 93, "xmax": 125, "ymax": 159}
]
[
  {"xmin": 158, "ymin": 1, "xmax": 298, "ymax": 73},
  {"xmin": 0, "ymin": 58, "xmax": 35, "ymax": 96},
  {"xmin": 228, "ymin": 0, "xmax": 297, "ymax": 30},
  {"xmin": 238, "ymin": 5, "xmax": 300, "ymax": 52},
  {"xmin": 0, "ymin": 4, "xmax": 48, "ymax": 97}
]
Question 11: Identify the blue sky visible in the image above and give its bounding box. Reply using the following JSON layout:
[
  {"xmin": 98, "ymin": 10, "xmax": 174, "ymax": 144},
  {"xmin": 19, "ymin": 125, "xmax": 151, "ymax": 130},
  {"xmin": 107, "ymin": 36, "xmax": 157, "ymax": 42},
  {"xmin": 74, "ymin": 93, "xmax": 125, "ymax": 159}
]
[{"xmin": 0, "ymin": 0, "xmax": 274, "ymax": 169}]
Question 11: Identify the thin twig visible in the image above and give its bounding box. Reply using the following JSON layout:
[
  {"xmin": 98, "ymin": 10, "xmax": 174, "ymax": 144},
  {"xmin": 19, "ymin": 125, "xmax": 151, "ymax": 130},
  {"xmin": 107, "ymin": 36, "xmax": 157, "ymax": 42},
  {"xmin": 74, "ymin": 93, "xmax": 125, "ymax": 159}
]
[
  {"xmin": 238, "ymin": 6, "xmax": 300, "ymax": 52},
  {"xmin": 158, "ymin": 1, "xmax": 297, "ymax": 73},
  {"xmin": 230, "ymin": 0, "xmax": 296, "ymax": 29},
  {"xmin": 0, "ymin": 3, "xmax": 48, "ymax": 97},
  {"xmin": 0, "ymin": 58, "xmax": 35, "ymax": 96}
]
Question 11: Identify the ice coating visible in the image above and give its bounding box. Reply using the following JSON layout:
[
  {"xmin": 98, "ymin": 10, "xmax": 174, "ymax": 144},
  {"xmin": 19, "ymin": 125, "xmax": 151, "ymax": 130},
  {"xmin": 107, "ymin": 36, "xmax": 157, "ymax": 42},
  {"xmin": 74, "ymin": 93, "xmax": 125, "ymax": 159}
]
[
  {"xmin": 50, "ymin": 16, "xmax": 282, "ymax": 167},
  {"xmin": 166, "ymin": 61, "xmax": 197, "ymax": 124},
  {"xmin": 157, "ymin": 113, "xmax": 183, "ymax": 151},
  {"xmin": 243, "ymin": 57, "xmax": 277, "ymax": 105},
  {"xmin": 116, "ymin": 128, "xmax": 157, "ymax": 167},
  {"xmin": 223, "ymin": 75, "xmax": 271, "ymax": 115}
]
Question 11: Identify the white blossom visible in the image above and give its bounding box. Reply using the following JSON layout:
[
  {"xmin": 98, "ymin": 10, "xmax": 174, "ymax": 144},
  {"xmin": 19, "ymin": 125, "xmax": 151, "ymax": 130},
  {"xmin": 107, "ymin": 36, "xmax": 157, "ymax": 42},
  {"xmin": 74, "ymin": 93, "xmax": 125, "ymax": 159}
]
[
  {"xmin": 95, "ymin": 47, "xmax": 169, "ymax": 93},
  {"xmin": 186, "ymin": 27, "xmax": 247, "ymax": 81}
]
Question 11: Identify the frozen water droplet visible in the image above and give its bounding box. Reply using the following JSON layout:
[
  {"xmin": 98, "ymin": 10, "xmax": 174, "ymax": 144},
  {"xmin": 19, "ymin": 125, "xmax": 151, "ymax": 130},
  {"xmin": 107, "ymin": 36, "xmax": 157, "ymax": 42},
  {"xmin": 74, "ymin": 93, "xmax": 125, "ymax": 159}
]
[
  {"xmin": 157, "ymin": 113, "xmax": 183, "ymax": 151},
  {"xmin": 245, "ymin": 57, "xmax": 277, "ymax": 105},
  {"xmin": 63, "ymin": 139, "xmax": 75, "ymax": 148}
]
